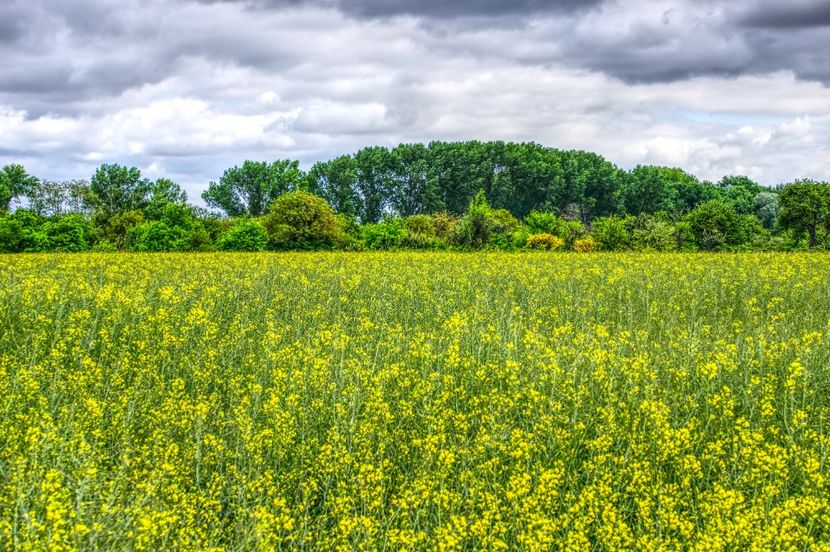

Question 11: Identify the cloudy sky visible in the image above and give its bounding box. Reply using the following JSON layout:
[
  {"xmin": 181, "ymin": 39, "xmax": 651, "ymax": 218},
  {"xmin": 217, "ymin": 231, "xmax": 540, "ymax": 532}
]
[{"xmin": 1, "ymin": 0, "xmax": 829, "ymax": 200}]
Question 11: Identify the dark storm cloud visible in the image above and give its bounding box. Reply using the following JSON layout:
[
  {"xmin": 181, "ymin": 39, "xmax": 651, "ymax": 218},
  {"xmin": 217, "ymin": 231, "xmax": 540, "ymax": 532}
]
[
  {"xmin": 739, "ymin": 1, "xmax": 830, "ymax": 29},
  {"xmin": 210, "ymin": 0, "xmax": 605, "ymax": 18}
]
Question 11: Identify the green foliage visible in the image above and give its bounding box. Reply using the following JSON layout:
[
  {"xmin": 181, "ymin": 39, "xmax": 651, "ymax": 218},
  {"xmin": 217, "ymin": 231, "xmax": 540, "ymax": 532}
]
[
  {"xmin": 38, "ymin": 215, "xmax": 93, "ymax": 252},
  {"xmin": 631, "ymin": 215, "xmax": 678, "ymax": 251},
  {"xmin": 360, "ymin": 219, "xmax": 407, "ymax": 250},
  {"xmin": 86, "ymin": 164, "xmax": 152, "ymax": 224},
  {"xmin": 685, "ymin": 199, "xmax": 747, "ymax": 250},
  {"xmin": 308, "ymin": 156, "xmax": 360, "ymax": 219},
  {"xmin": 0, "ymin": 165, "xmax": 39, "ymax": 212},
  {"xmin": 777, "ymin": 180, "xmax": 830, "ymax": 248},
  {"xmin": 591, "ymin": 215, "xmax": 631, "ymax": 251},
  {"xmin": 400, "ymin": 215, "xmax": 447, "ymax": 250},
  {"xmin": 145, "ymin": 178, "xmax": 188, "ymax": 221},
  {"xmin": 0, "ymin": 210, "xmax": 44, "ymax": 252},
  {"xmin": 128, "ymin": 221, "xmax": 189, "ymax": 252},
  {"xmin": 620, "ymin": 166, "xmax": 708, "ymax": 216},
  {"xmin": 453, "ymin": 191, "xmax": 519, "ymax": 249},
  {"xmin": 264, "ymin": 191, "xmax": 343, "ymax": 250},
  {"xmin": 104, "ymin": 210, "xmax": 146, "ymax": 250},
  {"xmin": 717, "ymin": 175, "xmax": 764, "ymax": 214},
  {"xmin": 524, "ymin": 210, "xmax": 563, "ymax": 235},
  {"xmin": 24, "ymin": 180, "xmax": 87, "ymax": 217},
  {"xmin": 203, "ymin": 160, "xmax": 305, "ymax": 218},
  {"xmin": 754, "ymin": 192, "xmax": 779, "ymax": 230},
  {"xmin": 216, "ymin": 219, "xmax": 268, "ymax": 252}
]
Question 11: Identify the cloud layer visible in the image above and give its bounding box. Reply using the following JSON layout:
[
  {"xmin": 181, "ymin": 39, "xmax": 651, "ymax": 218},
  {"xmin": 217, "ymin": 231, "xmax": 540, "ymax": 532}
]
[{"xmin": 1, "ymin": 0, "xmax": 828, "ymax": 200}]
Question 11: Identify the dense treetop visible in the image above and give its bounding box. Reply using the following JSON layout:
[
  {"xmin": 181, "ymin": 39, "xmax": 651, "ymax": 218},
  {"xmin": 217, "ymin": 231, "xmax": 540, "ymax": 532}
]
[{"xmin": 1, "ymin": 141, "xmax": 829, "ymax": 253}]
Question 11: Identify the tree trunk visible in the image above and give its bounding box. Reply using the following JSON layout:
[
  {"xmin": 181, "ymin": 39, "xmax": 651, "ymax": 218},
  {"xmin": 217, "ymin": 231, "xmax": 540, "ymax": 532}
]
[{"xmin": 808, "ymin": 224, "xmax": 817, "ymax": 248}]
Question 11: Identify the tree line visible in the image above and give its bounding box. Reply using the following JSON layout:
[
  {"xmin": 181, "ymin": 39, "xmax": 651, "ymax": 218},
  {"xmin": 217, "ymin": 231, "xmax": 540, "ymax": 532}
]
[{"xmin": 1, "ymin": 141, "xmax": 829, "ymax": 253}]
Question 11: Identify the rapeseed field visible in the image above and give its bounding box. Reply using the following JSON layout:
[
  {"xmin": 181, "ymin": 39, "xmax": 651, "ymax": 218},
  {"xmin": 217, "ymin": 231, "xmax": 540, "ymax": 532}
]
[{"xmin": 1, "ymin": 252, "xmax": 829, "ymax": 550}]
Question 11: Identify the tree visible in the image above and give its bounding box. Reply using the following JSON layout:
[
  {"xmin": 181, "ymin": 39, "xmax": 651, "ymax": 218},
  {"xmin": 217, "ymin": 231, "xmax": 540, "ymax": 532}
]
[
  {"xmin": 620, "ymin": 166, "xmax": 710, "ymax": 216},
  {"xmin": 85, "ymin": 164, "xmax": 152, "ymax": 223},
  {"xmin": 754, "ymin": 192, "xmax": 779, "ymax": 230},
  {"xmin": 717, "ymin": 175, "xmax": 764, "ymax": 214},
  {"xmin": 145, "ymin": 178, "xmax": 187, "ymax": 220},
  {"xmin": 777, "ymin": 180, "xmax": 830, "ymax": 248},
  {"xmin": 203, "ymin": 160, "xmax": 305, "ymax": 218},
  {"xmin": 263, "ymin": 191, "xmax": 342, "ymax": 250},
  {"xmin": 0, "ymin": 164, "xmax": 39, "ymax": 212},
  {"xmin": 389, "ymin": 143, "xmax": 443, "ymax": 216},
  {"xmin": 308, "ymin": 156, "xmax": 360, "ymax": 219},
  {"xmin": 354, "ymin": 146, "xmax": 395, "ymax": 223}
]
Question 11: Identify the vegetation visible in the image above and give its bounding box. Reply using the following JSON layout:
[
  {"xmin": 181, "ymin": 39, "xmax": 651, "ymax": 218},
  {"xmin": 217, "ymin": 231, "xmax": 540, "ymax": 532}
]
[
  {"xmin": 2, "ymin": 252, "xmax": 830, "ymax": 549},
  {"xmin": 2, "ymin": 141, "xmax": 830, "ymax": 253}
]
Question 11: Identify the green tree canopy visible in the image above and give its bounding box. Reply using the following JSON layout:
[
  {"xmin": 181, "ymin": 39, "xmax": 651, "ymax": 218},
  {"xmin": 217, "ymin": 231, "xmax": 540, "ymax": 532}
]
[
  {"xmin": 203, "ymin": 160, "xmax": 305, "ymax": 217},
  {"xmin": 85, "ymin": 164, "xmax": 152, "ymax": 224},
  {"xmin": 777, "ymin": 179, "xmax": 830, "ymax": 248},
  {"xmin": 0, "ymin": 164, "xmax": 39, "ymax": 212}
]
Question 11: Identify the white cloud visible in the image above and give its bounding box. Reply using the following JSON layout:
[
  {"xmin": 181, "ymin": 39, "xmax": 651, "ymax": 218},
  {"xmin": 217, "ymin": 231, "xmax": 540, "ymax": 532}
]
[{"xmin": 0, "ymin": 0, "xmax": 828, "ymax": 203}]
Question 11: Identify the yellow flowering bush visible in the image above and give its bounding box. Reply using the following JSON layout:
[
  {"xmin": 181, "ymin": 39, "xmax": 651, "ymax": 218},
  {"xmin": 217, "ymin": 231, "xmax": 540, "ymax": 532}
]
[
  {"xmin": 526, "ymin": 233, "xmax": 564, "ymax": 250},
  {"xmin": 573, "ymin": 236, "xmax": 596, "ymax": 253},
  {"xmin": 1, "ymin": 252, "xmax": 830, "ymax": 550}
]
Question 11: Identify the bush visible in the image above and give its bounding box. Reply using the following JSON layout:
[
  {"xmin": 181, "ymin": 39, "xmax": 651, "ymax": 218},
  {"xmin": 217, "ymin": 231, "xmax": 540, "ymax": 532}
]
[
  {"xmin": 574, "ymin": 236, "xmax": 596, "ymax": 253},
  {"xmin": 524, "ymin": 211, "xmax": 563, "ymax": 235},
  {"xmin": 0, "ymin": 209, "xmax": 44, "ymax": 252},
  {"xmin": 526, "ymin": 233, "xmax": 564, "ymax": 250},
  {"xmin": 631, "ymin": 216, "xmax": 678, "ymax": 251},
  {"xmin": 264, "ymin": 191, "xmax": 342, "ymax": 250},
  {"xmin": 402, "ymin": 214, "xmax": 436, "ymax": 237},
  {"xmin": 685, "ymin": 199, "xmax": 747, "ymax": 250},
  {"xmin": 591, "ymin": 216, "xmax": 630, "ymax": 251},
  {"xmin": 561, "ymin": 220, "xmax": 586, "ymax": 249},
  {"xmin": 40, "ymin": 214, "xmax": 93, "ymax": 252},
  {"xmin": 361, "ymin": 219, "xmax": 406, "ymax": 250},
  {"xmin": 453, "ymin": 191, "xmax": 519, "ymax": 249},
  {"xmin": 128, "ymin": 221, "xmax": 189, "ymax": 252},
  {"xmin": 216, "ymin": 219, "xmax": 268, "ymax": 252},
  {"xmin": 431, "ymin": 212, "xmax": 459, "ymax": 242}
]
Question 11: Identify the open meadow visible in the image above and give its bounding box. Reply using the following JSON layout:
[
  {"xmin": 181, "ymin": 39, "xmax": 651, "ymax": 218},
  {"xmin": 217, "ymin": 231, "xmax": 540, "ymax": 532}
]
[{"xmin": 1, "ymin": 252, "xmax": 830, "ymax": 550}]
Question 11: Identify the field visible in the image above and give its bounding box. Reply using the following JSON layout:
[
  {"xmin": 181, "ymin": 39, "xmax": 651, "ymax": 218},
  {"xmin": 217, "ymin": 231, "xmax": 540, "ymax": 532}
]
[{"xmin": 1, "ymin": 252, "xmax": 830, "ymax": 550}]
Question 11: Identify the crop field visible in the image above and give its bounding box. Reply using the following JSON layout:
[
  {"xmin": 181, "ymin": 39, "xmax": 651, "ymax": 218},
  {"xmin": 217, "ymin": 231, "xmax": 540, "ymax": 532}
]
[{"xmin": 1, "ymin": 252, "xmax": 830, "ymax": 550}]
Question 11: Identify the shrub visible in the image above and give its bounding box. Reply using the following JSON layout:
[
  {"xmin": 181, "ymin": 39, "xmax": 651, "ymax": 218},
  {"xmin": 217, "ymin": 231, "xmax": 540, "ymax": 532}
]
[
  {"xmin": 402, "ymin": 214, "xmax": 436, "ymax": 237},
  {"xmin": 454, "ymin": 191, "xmax": 518, "ymax": 249},
  {"xmin": 524, "ymin": 211, "xmax": 563, "ymax": 235},
  {"xmin": 574, "ymin": 236, "xmax": 596, "ymax": 253},
  {"xmin": 631, "ymin": 216, "xmax": 678, "ymax": 251},
  {"xmin": 361, "ymin": 219, "xmax": 406, "ymax": 250},
  {"xmin": 128, "ymin": 221, "xmax": 189, "ymax": 252},
  {"xmin": 40, "ymin": 214, "xmax": 93, "ymax": 252},
  {"xmin": 216, "ymin": 219, "xmax": 268, "ymax": 252},
  {"xmin": 264, "ymin": 191, "xmax": 342, "ymax": 250},
  {"xmin": 431, "ymin": 212, "xmax": 459, "ymax": 242},
  {"xmin": 591, "ymin": 216, "xmax": 630, "ymax": 251},
  {"xmin": 0, "ymin": 209, "xmax": 44, "ymax": 252},
  {"xmin": 685, "ymin": 199, "xmax": 747, "ymax": 250},
  {"xmin": 526, "ymin": 233, "xmax": 564, "ymax": 250}
]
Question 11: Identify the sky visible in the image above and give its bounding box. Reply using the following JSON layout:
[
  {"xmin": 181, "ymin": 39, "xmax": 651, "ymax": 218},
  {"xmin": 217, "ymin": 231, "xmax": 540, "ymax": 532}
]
[{"xmin": 1, "ymin": 0, "xmax": 829, "ymax": 201}]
